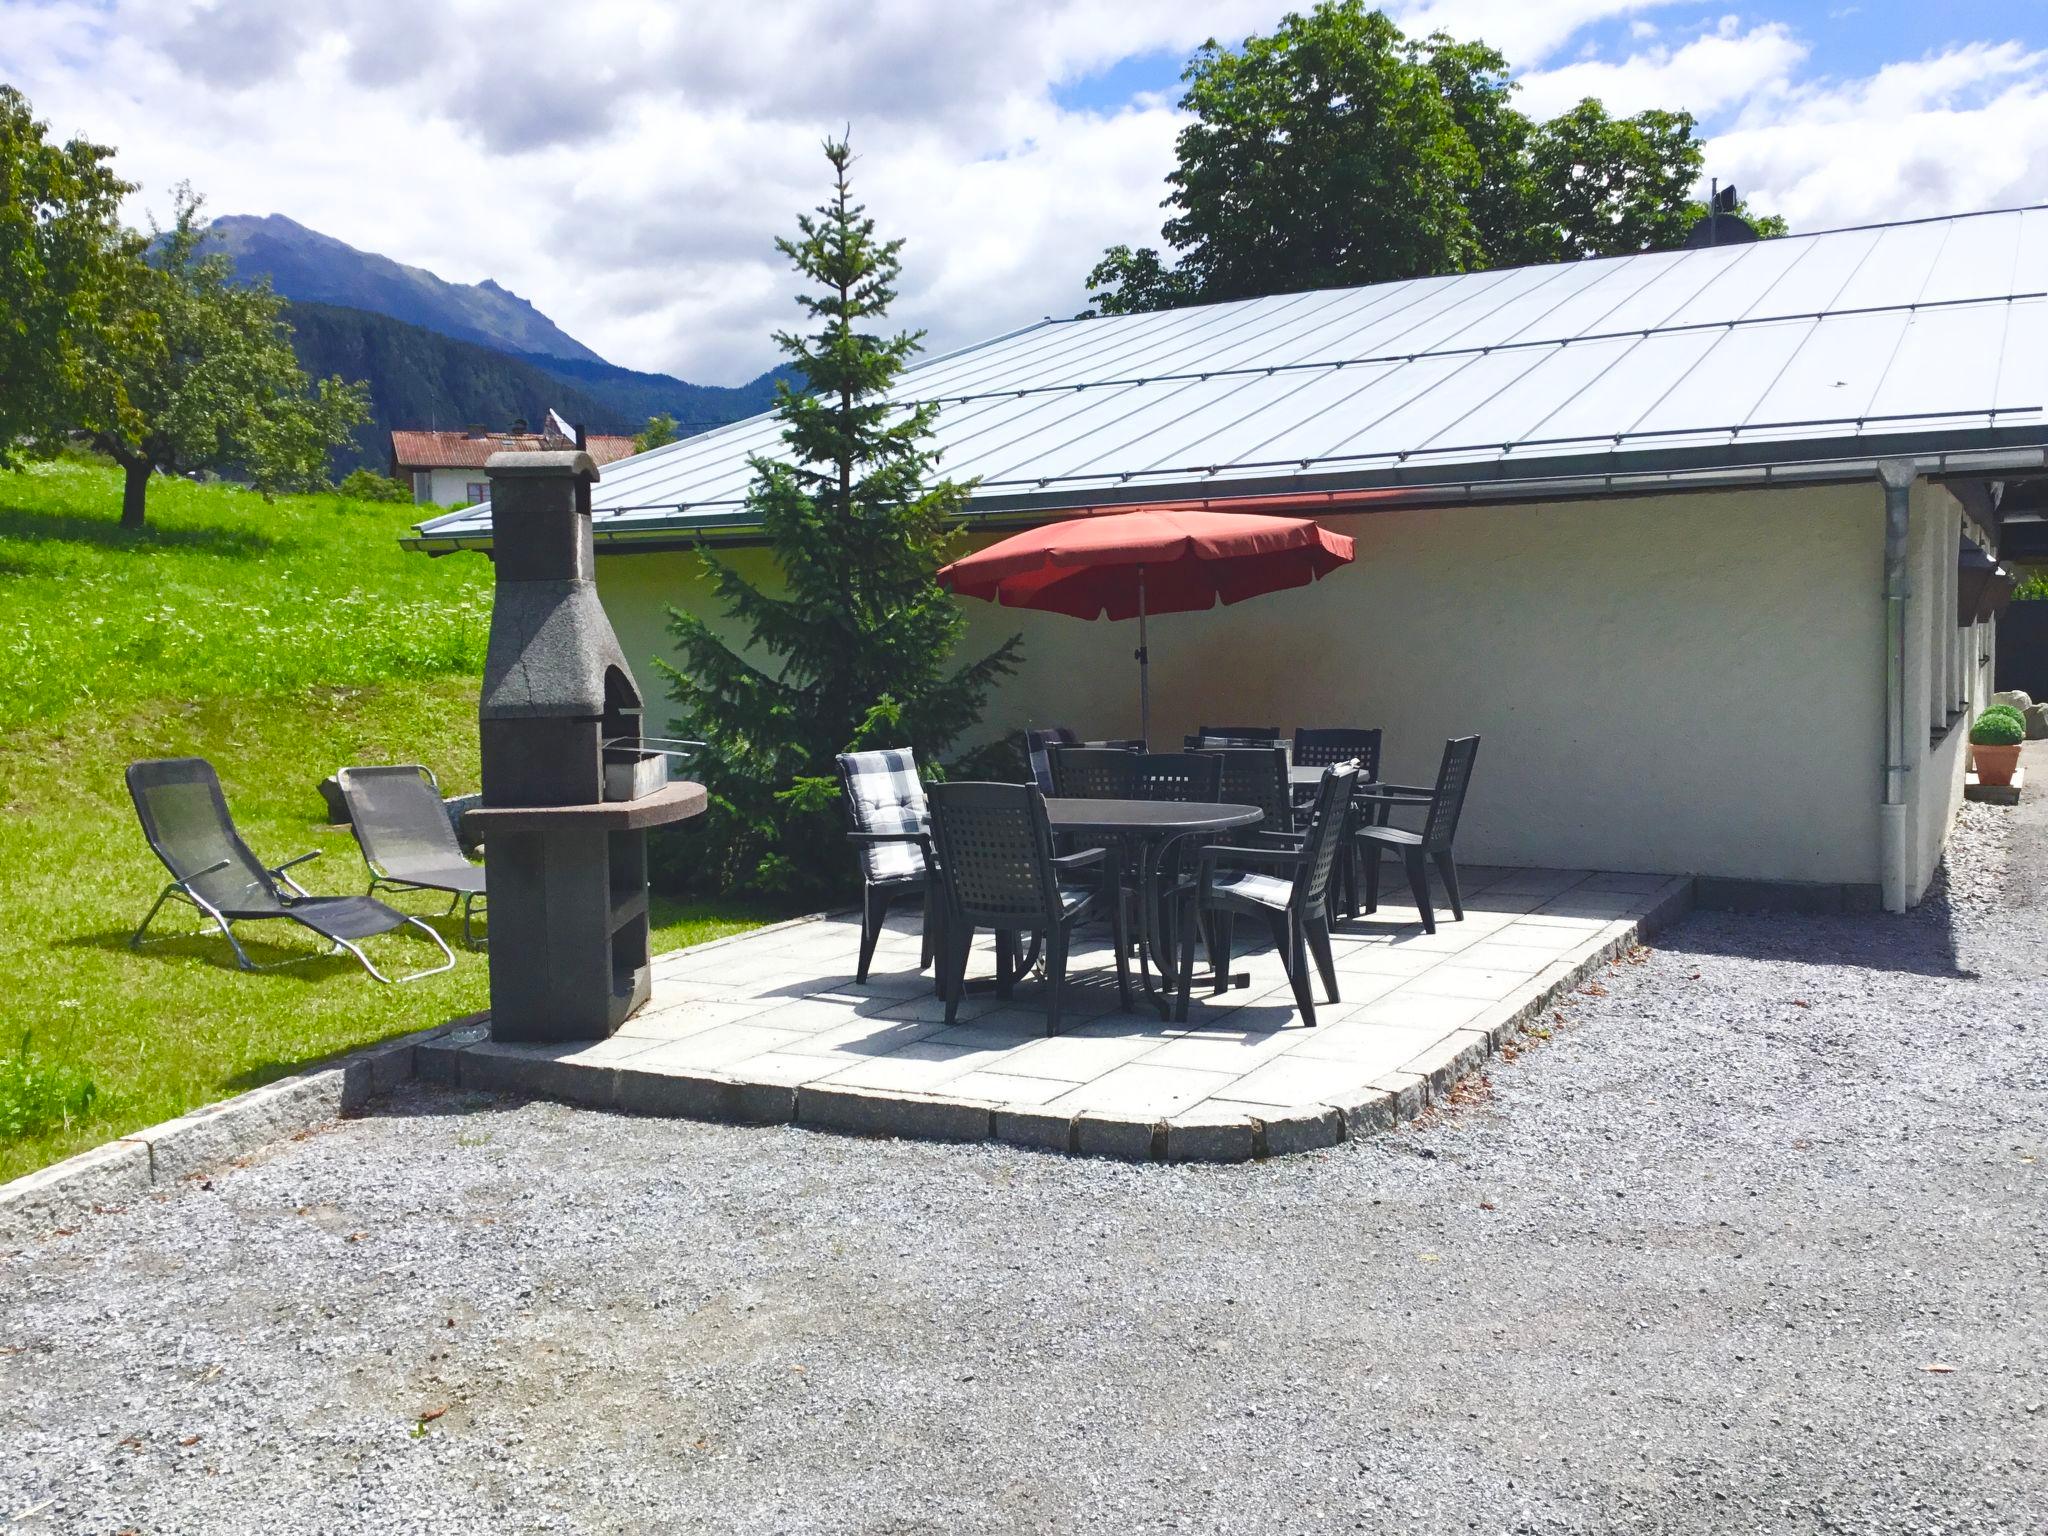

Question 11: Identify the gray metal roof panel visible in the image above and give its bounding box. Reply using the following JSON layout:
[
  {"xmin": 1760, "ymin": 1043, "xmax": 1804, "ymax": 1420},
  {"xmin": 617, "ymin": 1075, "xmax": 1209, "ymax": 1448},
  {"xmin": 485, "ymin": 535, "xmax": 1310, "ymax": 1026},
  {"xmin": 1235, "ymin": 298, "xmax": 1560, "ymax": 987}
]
[{"xmin": 412, "ymin": 205, "xmax": 2048, "ymax": 546}]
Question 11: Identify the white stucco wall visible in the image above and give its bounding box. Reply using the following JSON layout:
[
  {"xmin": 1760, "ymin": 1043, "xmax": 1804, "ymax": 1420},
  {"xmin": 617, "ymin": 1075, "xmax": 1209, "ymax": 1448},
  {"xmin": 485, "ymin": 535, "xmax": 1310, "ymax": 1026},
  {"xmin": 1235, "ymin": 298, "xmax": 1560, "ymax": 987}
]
[
  {"xmin": 594, "ymin": 483, "xmax": 1905, "ymax": 889},
  {"xmin": 412, "ymin": 467, "xmax": 492, "ymax": 508}
]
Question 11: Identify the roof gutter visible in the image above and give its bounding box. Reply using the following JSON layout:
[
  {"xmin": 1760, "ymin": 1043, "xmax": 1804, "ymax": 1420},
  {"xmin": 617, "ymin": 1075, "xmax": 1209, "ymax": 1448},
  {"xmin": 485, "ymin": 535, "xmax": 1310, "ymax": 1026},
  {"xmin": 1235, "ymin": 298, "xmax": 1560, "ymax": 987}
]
[{"xmin": 399, "ymin": 440, "xmax": 2048, "ymax": 555}]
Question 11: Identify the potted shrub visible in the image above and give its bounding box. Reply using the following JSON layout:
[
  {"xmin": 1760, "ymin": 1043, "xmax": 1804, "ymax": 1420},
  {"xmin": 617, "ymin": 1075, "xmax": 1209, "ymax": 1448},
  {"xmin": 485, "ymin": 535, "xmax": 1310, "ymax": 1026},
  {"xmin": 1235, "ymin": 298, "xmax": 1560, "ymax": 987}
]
[{"xmin": 1971, "ymin": 709, "xmax": 2025, "ymax": 787}]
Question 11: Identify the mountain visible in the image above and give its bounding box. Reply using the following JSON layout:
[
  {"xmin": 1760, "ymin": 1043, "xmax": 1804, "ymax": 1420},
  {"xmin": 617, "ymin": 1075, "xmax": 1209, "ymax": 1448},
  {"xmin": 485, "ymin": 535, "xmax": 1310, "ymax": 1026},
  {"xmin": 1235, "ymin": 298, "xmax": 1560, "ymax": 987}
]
[
  {"xmin": 281, "ymin": 303, "xmax": 790, "ymax": 476},
  {"xmin": 282, "ymin": 303, "xmax": 617, "ymax": 474},
  {"xmin": 210, "ymin": 213, "xmax": 605, "ymax": 362}
]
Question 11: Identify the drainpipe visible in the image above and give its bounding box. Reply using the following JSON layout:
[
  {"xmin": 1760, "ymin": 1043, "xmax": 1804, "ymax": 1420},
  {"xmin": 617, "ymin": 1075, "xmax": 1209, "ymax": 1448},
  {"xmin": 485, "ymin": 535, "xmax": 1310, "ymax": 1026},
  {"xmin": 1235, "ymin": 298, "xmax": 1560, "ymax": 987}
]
[{"xmin": 1878, "ymin": 459, "xmax": 1915, "ymax": 913}]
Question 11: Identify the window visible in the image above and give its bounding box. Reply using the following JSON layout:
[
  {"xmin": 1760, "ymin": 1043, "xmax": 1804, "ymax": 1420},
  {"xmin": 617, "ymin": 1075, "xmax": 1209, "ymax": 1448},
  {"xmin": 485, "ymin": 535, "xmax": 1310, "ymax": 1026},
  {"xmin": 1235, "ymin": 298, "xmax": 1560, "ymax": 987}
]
[
  {"xmin": 411, "ymin": 470, "xmax": 433, "ymax": 503},
  {"xmin": 466, "ymin": 481, "xmax": 488, "ymax": 504}
]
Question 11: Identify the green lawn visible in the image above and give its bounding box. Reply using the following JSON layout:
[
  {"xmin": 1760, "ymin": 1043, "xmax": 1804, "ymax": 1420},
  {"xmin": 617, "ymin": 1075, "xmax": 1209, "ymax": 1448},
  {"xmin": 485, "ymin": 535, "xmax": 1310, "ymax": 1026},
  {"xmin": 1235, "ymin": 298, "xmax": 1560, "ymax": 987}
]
[{"xmin": 0, "ymin": 460, "xmax": 782, "ymax": 1182}]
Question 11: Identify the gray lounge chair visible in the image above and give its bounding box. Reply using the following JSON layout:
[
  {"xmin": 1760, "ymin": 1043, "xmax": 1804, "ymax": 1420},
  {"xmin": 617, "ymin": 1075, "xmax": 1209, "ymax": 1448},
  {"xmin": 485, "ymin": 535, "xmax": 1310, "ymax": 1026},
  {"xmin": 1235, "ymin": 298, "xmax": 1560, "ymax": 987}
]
[
  {"xmin": 127, "ymin": 757, "xmax": 455, "ymax": 984},
  {"xmin": 336, "ymin": 765, "xmax": 488, "ymax": 948}
]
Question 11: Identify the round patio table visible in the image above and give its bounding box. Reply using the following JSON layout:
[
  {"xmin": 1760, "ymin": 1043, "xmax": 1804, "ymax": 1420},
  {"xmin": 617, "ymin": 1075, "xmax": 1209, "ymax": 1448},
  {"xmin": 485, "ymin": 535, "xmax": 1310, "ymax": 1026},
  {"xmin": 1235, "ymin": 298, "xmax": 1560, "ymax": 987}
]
[{"xmin": 1045, "ymin": 797, "xmax": 1263, "ymax": 1016}]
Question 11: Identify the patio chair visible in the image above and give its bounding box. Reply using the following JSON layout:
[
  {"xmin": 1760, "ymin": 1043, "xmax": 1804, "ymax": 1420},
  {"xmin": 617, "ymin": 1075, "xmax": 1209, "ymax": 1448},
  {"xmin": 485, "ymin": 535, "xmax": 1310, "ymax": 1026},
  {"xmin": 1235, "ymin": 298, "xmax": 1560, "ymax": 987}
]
[
  {"xmin": 1176, "ymin": 761, "xmax": 1357, "ymax": 1026},
  {"xmin": 1134, "ymin": 752, "xmax": 1222, "ymax": 805},
  {"xmin": 927, "ymin": 781, "xmax": 1129, "ymax": 1033},
  {"xmin": 1293, "ymin": 727, "xmax": 1382, "ymax": 780},
  {"xmin": 1023, "ymin": 727, "xmax": 1080, "ymax": 795},
  {"xmin": 125, "ymin": 757, "xmax": 456, "ymax": 984},
  {"xmin": 1050, "ymin": 744, "xmax": 1140, "ymax": 800},
  {"xmin": 1290, "ymin": 728, "xmax": 1383, "ymax": 909},
  {"xmin": 836, "ymin": 748, "xmax": 937, "ymax": 984},
  {"xmin": 1355, "ymin": 736, "xmax": 1481, "ymax": 935},
  {"xmin": 336, "ymin": 765, "xmax": 487, "ymax": 948},
  {"xmin": 1190, "ymin": 744, "xmax": 1293, "ymax": 834}
]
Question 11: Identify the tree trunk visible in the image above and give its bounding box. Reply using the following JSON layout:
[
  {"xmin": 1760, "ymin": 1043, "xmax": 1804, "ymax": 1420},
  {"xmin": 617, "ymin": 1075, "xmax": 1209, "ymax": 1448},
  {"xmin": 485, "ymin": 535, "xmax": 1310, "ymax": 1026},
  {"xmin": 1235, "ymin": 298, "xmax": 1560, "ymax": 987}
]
[{"xmin": 119, "ymin": 457, "xmax": 151, "ymax": 530}]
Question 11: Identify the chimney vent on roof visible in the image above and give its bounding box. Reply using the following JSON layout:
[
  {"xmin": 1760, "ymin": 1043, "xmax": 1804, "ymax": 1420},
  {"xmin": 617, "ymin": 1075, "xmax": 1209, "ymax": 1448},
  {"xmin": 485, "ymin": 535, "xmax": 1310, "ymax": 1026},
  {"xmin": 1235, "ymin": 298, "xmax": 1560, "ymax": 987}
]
[
  {"xmin": 1682, "ymin": 179, "xmax": 1758, "ymax": 249},
  {"xmin": 464, "ymin": 422, "xmax": 488, "ymax": 438},
  {"xmin": 511, "ymin": 417, "xmax": 529, "ymax": 434}
]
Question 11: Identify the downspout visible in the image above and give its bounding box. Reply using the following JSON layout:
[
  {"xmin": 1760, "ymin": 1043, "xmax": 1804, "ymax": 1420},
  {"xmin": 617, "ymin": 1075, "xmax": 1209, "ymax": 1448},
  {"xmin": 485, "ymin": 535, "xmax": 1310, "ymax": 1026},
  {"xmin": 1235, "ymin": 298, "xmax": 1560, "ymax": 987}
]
[{"xmin": 1878, "ymin": 460, "xmax": 1915, "ymax": 913}]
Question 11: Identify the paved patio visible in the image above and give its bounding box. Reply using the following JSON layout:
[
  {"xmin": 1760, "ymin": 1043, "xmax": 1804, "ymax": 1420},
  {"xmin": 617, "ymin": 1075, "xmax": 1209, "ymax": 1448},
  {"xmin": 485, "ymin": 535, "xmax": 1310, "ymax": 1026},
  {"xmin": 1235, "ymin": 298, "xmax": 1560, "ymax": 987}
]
[{"xmin": 424, "ymin": 865, "xmax": 1690, "ymax": 1160}]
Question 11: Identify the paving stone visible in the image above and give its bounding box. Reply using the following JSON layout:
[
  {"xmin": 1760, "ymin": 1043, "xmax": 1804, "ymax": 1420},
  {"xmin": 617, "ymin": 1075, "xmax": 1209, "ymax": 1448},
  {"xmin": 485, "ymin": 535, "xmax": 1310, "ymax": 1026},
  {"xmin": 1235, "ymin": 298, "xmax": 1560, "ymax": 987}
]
[
  {"xmin": 629, "ymin": 1023, "xmax": 810, "ymax": 1072},
  {"xmin": 946, "ymin": 1070, "xmax": 1083, "ymax": 1108},
  {"xmin": 796, "ymin": 1084, "xmax": 992, "ymax": 1142},
  {"xmin": 780, "ymin": 1016, "xmax": 949, "ymax": 1065},
  {"xmin": 1221, "ymin": 1053, "xmax": 1386, "ymax": 1109},
  {"xmin": 1347, "ymin": 992, "xmax": 1488, "ymax": 1032},
  {"xmin": 1335, "ymin": 1088, "xmax": 1400, "ymax": 1137},
  {"xmin": 1131, "ymin": 1024, "xmax": 1305, "ymax": 1074},
  {"xmin": 1402, "ymin": 966, "xmax": 1529, "ymax": 1002},
  {"xmin": 614, "ymin": 1001, "xmax": 774, "ymax": 1040},
  {"xmin": 821, "ymin": 1042, "xmax": 999, "ymax": 1094},
  {"xmin": 994, "ymin": 1030, "xmax": 1165, "ymax": 1083},
  {"xmin": 613, "ymin": 1066, "xmax": 794, "ymax": 1124},
  {"xmin": 1049, "ymin": 1062, "xmax": 1234, "ymax": 1118},
  {"xmin": 1071, "ymin": 1112, "xmax": 1162, "ymax": 1161},
  {"xmin": 1280, "ymin": 1022, "xmax": 1445, "ymax": 1076}
]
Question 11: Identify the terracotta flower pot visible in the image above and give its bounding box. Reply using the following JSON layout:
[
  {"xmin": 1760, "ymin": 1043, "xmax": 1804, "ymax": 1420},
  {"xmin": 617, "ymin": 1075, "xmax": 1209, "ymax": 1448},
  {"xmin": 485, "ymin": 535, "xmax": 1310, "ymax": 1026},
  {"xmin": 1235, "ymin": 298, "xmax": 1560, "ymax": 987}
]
[{"xmin": 1973, "ymin": 743, "xmax": 2022, "ymax": 787}]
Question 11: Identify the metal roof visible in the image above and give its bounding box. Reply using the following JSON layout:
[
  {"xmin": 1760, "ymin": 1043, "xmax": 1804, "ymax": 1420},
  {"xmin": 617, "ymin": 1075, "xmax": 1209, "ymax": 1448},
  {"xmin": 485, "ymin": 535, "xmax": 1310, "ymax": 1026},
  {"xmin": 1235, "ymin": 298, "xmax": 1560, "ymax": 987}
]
[{"xmin": 408, "ymin": 205, "xmax": 2048, "ymax": 552}]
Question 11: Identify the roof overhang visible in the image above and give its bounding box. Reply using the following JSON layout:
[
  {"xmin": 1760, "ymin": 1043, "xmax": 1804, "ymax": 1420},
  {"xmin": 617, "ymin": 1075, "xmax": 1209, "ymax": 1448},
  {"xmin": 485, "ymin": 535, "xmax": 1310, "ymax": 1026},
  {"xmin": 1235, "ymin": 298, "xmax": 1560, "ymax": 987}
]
[{"xmin": 400, "ymin": 425, "xmax": 2048, "ymax": 556}]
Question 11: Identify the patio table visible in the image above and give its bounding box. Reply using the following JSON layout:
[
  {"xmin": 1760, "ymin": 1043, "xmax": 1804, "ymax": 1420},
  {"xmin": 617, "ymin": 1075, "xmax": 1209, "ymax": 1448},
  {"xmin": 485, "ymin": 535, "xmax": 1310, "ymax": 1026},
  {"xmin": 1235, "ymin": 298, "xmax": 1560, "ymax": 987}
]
[{"xmin": 1045, "ymin": 797, "xmax": 1262, "ymax": 1016}]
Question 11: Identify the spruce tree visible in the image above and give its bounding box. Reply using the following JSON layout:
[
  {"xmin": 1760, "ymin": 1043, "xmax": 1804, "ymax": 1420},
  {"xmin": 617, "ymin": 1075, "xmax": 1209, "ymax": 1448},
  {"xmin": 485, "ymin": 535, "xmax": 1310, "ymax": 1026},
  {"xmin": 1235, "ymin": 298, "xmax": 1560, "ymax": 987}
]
[{"xmin": 660, "ymin": 139, "xmax": 1020, "ymax": 898}]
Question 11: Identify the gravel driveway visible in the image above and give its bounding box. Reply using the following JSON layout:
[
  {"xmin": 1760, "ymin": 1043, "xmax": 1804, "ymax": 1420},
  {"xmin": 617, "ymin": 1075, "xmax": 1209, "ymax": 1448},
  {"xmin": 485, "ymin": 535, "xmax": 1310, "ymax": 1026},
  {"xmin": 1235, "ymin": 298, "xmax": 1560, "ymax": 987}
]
[{"xmin": 5, "ymin": 767, "xmax": 2044, "ymax": 1534}]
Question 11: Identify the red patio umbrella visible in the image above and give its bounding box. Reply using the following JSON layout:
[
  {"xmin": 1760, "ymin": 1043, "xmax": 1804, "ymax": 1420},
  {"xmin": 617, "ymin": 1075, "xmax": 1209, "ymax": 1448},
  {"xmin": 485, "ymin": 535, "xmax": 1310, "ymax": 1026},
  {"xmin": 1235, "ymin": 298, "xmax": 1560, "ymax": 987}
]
[{"xmin": 937, "ymin": 508, "xmax": 1356, "ymax": 741}]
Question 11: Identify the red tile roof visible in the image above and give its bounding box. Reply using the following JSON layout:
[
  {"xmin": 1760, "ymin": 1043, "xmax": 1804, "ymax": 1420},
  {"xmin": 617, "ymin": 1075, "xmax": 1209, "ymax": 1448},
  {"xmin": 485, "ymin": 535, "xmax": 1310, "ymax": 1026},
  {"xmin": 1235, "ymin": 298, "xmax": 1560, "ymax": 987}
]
[{"xmin": 390, "ymin": 429, "xmax": 640, "ymax": 470}]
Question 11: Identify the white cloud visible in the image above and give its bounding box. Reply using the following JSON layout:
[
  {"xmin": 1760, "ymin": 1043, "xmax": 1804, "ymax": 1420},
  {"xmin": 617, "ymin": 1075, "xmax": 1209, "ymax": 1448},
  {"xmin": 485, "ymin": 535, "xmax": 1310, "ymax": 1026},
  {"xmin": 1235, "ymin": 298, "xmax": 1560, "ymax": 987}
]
[
  {"xmin": 1707, "ymin": 42, "xmax": 2048, "ymax": 230},
  {"xmin": 7, "ymin": 0, "xmax": 2048, "ymax": 391},
  {"xmin": 1516, "ymin": 20, "xmax": 1809, "ymax": 119}
]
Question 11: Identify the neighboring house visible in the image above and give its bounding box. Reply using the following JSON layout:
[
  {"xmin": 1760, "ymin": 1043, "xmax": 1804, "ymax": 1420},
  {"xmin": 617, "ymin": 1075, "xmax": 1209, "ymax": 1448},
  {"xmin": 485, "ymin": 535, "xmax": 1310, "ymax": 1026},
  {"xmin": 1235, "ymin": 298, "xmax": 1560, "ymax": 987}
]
[
  {"xmin": 391, "ymin": 421, "xmax": 636, "ymax": 506},
  {"xmin": 406, "ymin": 205, "xmax": 2048, "ymax": 911}
]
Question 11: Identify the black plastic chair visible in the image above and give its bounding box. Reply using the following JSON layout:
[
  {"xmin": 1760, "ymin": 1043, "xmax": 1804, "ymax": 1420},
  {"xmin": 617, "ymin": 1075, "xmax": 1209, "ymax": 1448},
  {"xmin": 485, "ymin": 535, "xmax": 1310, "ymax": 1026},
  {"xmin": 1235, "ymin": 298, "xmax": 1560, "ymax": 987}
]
[
  {"xmin": 836, "ymin": 749, "xmax": 937, "ymax": 984},
  {"xmin": 1177, "ymin": 762, "xmax": 1357, "ymax": 1026},
  {"xmin": 336, "ymin": 765, "xmax": 488, "ymax": 948},
  {"xmin": 1050, "ymin": 745, "xmax": 1140, "ymax": 800},
  {"xmin": 1356, "ymin": 736, "xmax": 1481, "ymax": 935},
  {"xmin": 126, "ymin": 757, "xmax": 455, "ymax": 983},
  {"xmin": 1022, "ymin": 727, "xmax": 1080, "ymax": 795},
  {"xmin": 927, "ymin": 782, "xmax": 1129, "ymax": 1033},
  {"xmin": 1135, "ymin": 752, "xmax": 1222, "ymax": 804},
  {"xmin": 1190, "ymin": 745, "xmax": 1293, "ymax": 835},
  {"xmin": 1293, "ymin": 727, "xmax": 1382, "ymax": 779}
]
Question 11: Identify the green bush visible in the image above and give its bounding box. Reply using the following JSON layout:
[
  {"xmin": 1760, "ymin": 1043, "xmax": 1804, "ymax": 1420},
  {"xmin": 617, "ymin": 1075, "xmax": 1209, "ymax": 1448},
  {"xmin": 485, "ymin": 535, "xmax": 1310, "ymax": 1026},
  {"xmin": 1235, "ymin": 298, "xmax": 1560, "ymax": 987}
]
[
  {"xmin": 337, "ymin": 468, "xmax": 412, "ymax": 503},
  {"xmin": 0, "ymin": 1033, "xmax": 98, "ymax": 1141},
  {"xmin": 1981, "ymin": 703, "xmax": 2025, "ymax": 727},
  {"xmin": 1971, "ymin": 710, "xmax": 2025, "ymax": 747},
  {"xmin": 2013, "ymin": 569, "xmax": 2048, "ymax": 602}
]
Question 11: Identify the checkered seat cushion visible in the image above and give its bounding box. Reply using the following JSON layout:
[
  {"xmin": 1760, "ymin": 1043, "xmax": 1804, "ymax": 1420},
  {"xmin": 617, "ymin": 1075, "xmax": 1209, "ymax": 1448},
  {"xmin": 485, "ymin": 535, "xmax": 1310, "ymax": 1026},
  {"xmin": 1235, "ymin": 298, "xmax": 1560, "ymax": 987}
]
[{"xmin": 838, "ymin": 749, "xmax": 929, "ymax": 884}]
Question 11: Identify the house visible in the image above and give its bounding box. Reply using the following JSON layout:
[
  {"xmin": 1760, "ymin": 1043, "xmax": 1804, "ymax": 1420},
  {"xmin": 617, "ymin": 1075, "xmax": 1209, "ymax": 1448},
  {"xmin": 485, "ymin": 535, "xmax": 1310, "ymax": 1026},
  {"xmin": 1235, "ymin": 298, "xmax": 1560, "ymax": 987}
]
[
  {"xmin": 391, "ymin": 418, "xmax": 637, "ymax": 506},
  {"xmin": 406, "ymin": 205, "xmax": 2048, "ymax": 912}
]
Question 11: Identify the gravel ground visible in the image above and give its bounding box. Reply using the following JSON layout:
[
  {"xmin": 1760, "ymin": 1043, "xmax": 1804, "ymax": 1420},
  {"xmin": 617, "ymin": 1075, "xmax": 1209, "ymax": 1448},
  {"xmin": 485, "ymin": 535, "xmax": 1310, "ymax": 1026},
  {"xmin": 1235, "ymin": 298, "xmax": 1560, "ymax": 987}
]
[{"xmin": 5, "ymin": 765, "xmax": 2044, "ymax": 1534}]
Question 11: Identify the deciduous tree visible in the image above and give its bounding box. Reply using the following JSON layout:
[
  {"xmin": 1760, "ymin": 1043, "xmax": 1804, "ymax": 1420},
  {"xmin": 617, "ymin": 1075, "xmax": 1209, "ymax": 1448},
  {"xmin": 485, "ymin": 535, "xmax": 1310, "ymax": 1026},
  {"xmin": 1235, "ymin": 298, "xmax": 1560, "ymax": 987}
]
[
  {"xmin": 93, "ymin": 186, "xmax": 367, "ymax": 528},
  {"xmin": 0, "ymin": 86, "xmax": 148, "ymax": 468},
  {"xmin": 1086, "ymin": 2, "xmax": 1784, "ymax": 315}
]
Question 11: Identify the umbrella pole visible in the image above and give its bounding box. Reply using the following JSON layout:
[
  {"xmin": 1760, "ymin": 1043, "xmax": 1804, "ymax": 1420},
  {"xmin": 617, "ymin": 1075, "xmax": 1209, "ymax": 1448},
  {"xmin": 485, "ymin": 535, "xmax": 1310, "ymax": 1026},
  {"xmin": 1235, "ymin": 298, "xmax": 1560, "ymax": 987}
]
[{"xmin": 1136, "ymin": 564, "xmax": 1150, "ymax": 744}]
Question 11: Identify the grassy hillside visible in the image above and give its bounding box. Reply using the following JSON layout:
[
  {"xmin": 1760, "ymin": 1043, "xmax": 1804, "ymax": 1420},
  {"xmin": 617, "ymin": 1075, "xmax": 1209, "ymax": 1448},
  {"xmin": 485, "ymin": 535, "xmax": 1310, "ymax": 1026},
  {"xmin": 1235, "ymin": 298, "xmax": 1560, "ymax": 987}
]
[{"xmin": 0, "ymin": 459, "xmax": 777, "ymax": 1181}]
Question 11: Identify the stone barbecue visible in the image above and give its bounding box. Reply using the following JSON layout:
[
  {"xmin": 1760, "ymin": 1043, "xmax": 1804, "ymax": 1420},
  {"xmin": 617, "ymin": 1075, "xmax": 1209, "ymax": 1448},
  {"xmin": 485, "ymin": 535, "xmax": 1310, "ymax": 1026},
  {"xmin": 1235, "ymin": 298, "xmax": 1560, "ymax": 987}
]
[{"xmin": 467, "ymin": 450, "xmax": 705, "ymax": 1042}]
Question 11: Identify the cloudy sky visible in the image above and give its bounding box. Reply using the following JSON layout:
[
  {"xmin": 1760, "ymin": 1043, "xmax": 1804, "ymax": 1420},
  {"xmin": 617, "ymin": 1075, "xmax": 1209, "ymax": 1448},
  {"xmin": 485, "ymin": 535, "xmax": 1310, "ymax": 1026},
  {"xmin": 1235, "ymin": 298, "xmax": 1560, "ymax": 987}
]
[{"xmin": 5, "ymin": 0, "xmax": 2046, "ymax": 384}]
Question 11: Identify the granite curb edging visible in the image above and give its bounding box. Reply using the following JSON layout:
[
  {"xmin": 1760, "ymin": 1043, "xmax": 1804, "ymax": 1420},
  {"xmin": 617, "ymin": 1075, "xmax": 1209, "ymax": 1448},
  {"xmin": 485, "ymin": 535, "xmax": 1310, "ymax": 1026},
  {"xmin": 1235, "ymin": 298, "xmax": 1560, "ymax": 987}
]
[
  {"xmin": 0, "ymin": 1022, "xmax": 463, "ymax": 1246},
  {"xmin": 416, "ymin": 874, "xmax": 1697, "ymax": 1167}
]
